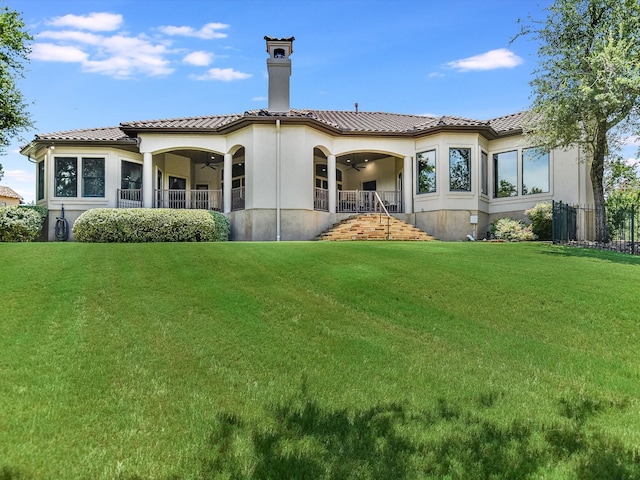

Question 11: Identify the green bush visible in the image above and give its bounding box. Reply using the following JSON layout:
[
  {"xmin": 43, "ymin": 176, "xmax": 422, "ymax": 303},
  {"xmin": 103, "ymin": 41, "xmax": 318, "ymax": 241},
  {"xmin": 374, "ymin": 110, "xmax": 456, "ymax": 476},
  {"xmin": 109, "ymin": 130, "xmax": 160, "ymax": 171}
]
[
  {"xmin": 490, "ymin": 217, "xmax": 536, "ymax": 241},
  {"xmin": 525, "ymin": 202, "xmax": 552, "ymax": 240},
  {"xmin": 0, "ymin": 206, "xmax": 44, "ymax": 242},
  {"xmin": 209, "ymin": 210, "xmax": 230, "ymax": 241},
  {"xmin": 72, "ymin": 208, "xmax": 227, "ymax": 243}
]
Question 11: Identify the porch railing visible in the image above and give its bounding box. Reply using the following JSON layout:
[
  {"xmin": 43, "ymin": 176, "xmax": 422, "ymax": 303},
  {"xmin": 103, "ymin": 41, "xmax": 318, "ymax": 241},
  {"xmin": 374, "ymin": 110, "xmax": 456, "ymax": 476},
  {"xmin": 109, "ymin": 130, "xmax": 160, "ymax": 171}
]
[
  {"xmin": 231, "ymin": 187, "xmax": 245, "ymax": 211},
  {"xmin": 314, "ymin": 187, "xmax": 329, "ymax": 211},
  {"xmin": 117, "ymin": 188, "xmax": 142, "ymax": 208},
  {"xmin": 337, "ymin": 190, "xmax": 402, "ymax": 213},
  {"xmin": 154, "ymin": 189, "xmax": 223, "ymax": 210}
]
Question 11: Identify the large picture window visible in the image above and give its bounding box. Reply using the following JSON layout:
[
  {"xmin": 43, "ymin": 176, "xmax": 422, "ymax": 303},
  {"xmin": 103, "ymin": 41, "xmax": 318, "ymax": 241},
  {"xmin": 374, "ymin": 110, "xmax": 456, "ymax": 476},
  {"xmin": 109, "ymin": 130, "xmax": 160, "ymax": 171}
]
[
  {"xmin": 37, "ymin": 161, "xmax": 45, "ymax": 200},
  {"xmin": 493, "ymin": 150, "xmax": 518, "ymax": 198},
  {"xmin": 522, "ymin": 147, "xmax": 549, "ymax": 195},
  {"xmin": 449, "ymin": 148, "xmax": 471, "ymax": 191},
  {"xmin": 416, "ymin": 150, "xmax": 436, "ymax": 194},
  {"xmin": 55, "ymin": 157, "xmax": 77, "ymax": 197},
  {"xmin": 82, "ymin": 158, "xmax": 105, "ymax": 197}
]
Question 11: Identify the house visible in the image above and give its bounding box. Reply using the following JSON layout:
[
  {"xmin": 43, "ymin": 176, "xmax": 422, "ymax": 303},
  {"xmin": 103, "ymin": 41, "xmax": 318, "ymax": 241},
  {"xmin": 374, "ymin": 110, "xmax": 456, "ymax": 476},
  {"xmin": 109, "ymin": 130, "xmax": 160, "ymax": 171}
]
[
  {"xmin": 21, "ymin": 36, "xmax": 593, "ymax": 241},
  {"xmin": 0, "ymin": 186, "xmax": 23, "ymax": 207}
]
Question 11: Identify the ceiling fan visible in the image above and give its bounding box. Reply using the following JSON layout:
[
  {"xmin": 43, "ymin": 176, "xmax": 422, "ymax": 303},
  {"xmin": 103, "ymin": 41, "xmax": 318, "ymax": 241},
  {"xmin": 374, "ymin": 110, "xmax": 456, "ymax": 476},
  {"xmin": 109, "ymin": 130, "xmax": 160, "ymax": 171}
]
[
  {"xmin": 346, "ymin": 157, "xmax": 368, "ymax": 171},
  {"xmin": 201, "ymin": 157, "xmax": 217, "ymax": 170}
]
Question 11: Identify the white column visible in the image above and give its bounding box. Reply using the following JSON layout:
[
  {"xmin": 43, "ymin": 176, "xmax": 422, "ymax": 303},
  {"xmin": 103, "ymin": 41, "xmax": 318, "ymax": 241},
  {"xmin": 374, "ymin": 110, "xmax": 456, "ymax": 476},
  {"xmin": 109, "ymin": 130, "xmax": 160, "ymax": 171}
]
[
  {"xmin": 403, "ymin": 156, "xmax": 413, "ymax": 214},
  {"xmin": 223, "ymin": 153, "xmax": 232, "ymax": 213},
  {"xmin": 327, "ymin": 154, "xmax": 336, "ymax": 213},
  {"xmin": 142, "ymin": 152, "xmax": 153, "ymax": 208}
]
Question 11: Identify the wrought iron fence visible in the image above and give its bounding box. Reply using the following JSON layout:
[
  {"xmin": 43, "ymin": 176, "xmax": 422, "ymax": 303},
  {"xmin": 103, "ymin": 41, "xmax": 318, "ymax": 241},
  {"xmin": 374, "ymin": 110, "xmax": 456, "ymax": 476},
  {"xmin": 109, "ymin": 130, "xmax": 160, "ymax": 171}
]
[{"xmin": 552, "ymin": 200, "xmax": 640, "ymax": 255}]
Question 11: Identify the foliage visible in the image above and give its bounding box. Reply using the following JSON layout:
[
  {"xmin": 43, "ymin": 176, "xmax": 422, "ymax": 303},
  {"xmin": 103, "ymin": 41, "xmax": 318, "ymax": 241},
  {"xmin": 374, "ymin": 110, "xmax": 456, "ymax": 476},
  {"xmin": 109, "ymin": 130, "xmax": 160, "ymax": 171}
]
[
  {"xmin": 72, "ymin": 208, "xmax": 223, "ymax": 242},
  {"xmin": 0, "ymin": 163, "xmax": 3, "ymax": 181},
  {"xmin": 0, "ymin": 5, "xmax": 33, "ymax": 153},
  {"xmin": 1, "ymin": 242, "xmax": 640, "ymax": 478},
  {"xmin": 208, "ymin": 209, "xmax": 230, "ymax": 241},
  {"xmin": 490, "ymin": 217, "xmax": 536, "ymax": 241},
  {"xmin": 517, "ymin": 0, "xmax": 640, "ymax": 243},
  {"xmin": 0, "ymin": 205, "xmax": 43, "ymax": 241},
  {"xmin": 526, "ymin": 202, "xmax": 553, "ymax": 240},
  {"xmin": 19, "ymin": 204, "xmax": 47, "ymax": 222},
  {"xmin": 496, "ymin": 179, "xmax": 517, "ymax": 198}
]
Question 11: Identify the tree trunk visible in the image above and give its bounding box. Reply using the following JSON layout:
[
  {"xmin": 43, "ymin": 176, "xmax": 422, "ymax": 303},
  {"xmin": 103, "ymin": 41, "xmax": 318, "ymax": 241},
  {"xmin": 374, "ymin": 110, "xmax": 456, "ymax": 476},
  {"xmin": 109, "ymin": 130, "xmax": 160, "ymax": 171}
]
[{"xmin": 590, "ymin": 127, "xmax": 611, "ymax": 243}]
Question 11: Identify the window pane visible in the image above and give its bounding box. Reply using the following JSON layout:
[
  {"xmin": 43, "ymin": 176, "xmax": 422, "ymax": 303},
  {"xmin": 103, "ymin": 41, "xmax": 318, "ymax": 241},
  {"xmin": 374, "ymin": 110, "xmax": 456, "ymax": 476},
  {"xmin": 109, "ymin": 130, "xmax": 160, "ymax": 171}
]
[
  {"xmin": 522, "ymin": 147, "xmax": 549, "ymax": 195},
  {"xmin": 121, "ymin": 160, "xmax": 142, "ymax": 189},
  {"xmin": 82, "ymin": 158, "xmax": 105, "ymax": 197},
  {"xmin": 481, "ymin": 151, "xmax": 488, "ymax": 195},
  {"xmin": 417, "ymin": 150, "xmax": 436, "ymax": 194},
  {"xmin": 449, "ymin": 148, "xmax": 471, "ymax": 191},
  {"xmin": 37, "ymin": 161, "xmax": 45, "ymax": 200},
  {"xmin": 55, "ymin": 157, "xmax": 77, "ymax": 197},
  {"xmin": 493, "ymin": 150, "xmax": 518, "ymax": 198}
]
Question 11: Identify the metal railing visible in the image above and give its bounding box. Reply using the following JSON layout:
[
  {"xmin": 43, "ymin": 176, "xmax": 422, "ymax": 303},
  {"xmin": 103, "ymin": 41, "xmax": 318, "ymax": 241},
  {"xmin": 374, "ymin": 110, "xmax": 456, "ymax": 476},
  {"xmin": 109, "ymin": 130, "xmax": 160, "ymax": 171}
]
[
  {"xmin": 336, "ymin": 190, "xmax": 402, "ymax": 213},
  {"xmin": 552, "ymin": 200, "xmax": 640, "ymax": 255},
  {"xmin": 117, "ymin": 188, "xmax": 142, "ymax": 208},
  {"xmin": 374, "ymin": 191, "xmax": 391, "ymax": 240}
]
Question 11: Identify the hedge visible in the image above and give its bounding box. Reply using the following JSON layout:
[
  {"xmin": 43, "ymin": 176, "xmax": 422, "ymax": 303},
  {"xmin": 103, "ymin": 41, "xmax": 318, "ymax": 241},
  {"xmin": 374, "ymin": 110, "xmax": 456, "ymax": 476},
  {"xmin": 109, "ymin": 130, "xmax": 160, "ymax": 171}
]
[
  {"xmin": 0, "ymin": 206, "xmax": 44, "ymax": 242},
  {"xmin": 72, "ymin": 208, "xmax": 229, "ymax": 243}
]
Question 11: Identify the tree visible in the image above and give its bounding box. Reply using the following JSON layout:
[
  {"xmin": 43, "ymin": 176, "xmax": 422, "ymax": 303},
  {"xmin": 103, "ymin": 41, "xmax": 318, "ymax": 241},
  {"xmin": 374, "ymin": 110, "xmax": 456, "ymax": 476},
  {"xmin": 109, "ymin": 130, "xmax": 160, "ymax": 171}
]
[
  {"xmin": 0, "ymin": 4, "xmax": 33, "ymax": 154},
  {"xmin": 518, "ymin": 0, "xmax": 640, "ymax": 242}
]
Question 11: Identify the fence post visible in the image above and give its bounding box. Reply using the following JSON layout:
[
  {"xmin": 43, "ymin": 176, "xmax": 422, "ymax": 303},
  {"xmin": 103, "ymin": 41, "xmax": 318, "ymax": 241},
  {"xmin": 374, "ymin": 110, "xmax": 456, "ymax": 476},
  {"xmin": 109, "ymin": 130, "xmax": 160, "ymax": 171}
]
[{"xmin": 552, "ymin": 200, "xmax": 556, "ymax": 244}]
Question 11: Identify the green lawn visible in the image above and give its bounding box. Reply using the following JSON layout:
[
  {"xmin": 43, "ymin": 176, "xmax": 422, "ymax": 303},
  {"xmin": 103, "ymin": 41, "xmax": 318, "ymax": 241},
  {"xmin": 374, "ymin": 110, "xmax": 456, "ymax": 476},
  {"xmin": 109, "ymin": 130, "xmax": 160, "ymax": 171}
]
[{"xmin": 1, "ymin": 241, "xmax": 640, "ymax": 479}]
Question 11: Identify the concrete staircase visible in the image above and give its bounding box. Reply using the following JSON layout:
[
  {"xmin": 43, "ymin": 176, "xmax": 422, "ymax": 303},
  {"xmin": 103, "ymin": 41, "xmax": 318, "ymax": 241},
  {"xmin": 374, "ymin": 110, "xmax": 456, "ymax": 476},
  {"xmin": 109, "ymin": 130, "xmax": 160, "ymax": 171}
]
[{"xmin": 318, "ymin": 214, "xmax": 434, "ymax": 241}]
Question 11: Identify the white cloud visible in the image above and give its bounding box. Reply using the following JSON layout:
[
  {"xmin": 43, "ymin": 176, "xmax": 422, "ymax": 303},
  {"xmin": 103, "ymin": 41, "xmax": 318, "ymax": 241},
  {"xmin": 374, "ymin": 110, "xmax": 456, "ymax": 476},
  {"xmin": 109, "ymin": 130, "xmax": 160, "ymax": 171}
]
[
  {"xmin": 31, "ymin": 43, "xmax": 89, "ymax": 63},
  {"xmin": 4, "ymin": 169, "xmax": 35, "ymax": 183},
  {"xmin": 192, "ymin": 68, "xmax": 251, "ymax": 81},
  {"xmin": 159, "ymin": 22, "xmax": 229, "ymax": 39},
  {"xmin": 183, "ymin": 51, "xmax": 214, "ymax": 66},
  {"xmin": 48, "ymin": 12, "xmax": 123, "ymax": 32},
  {"xmin": 622, "ymin": 135, "xmax": 640, "ymax": 146},
  {"xmin": 428, "ymin": 72, "xmax": 445, "ymax": 78},
  {"xmin": 447, "ymin": 48, "xmax": 523, "ymax": 72},
  {"xmin": 252, "ymin": 96, "xmax": 267, "ymax": 101},
  {"xmin": 38, "ymin": 30, "xmax": 103, "ymax": 45}
]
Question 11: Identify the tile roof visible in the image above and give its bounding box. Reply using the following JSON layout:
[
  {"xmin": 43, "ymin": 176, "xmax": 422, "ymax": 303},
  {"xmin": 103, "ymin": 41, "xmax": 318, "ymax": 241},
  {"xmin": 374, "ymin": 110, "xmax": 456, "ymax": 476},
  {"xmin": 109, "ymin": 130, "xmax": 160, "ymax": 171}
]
[
  {"xmin": 35, "ymin": 126, "xmax": 135, "ymax": 142},
  {"xmin": 0, "ymin": 186, "xmax": 22, "ymax": 199},
  {"xmin": 31, "ymin": 109, "xmax": 527, "ymax": 142}
]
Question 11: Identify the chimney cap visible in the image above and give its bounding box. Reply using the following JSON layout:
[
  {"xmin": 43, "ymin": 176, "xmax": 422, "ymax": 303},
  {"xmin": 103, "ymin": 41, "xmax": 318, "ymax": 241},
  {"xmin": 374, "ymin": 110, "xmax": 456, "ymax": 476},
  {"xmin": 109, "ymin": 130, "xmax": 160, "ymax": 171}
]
[{"xmin": 264, "ymin": 36, "xmax": 295, "ymax": 53}]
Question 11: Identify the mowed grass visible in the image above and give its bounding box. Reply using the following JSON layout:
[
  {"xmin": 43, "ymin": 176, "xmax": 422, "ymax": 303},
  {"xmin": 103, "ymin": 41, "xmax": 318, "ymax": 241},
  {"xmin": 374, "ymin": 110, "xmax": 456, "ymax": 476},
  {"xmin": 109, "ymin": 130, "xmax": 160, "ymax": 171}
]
[{"xmin": 1, "ymin": 241, "xmax": 640, "ymax": 479}]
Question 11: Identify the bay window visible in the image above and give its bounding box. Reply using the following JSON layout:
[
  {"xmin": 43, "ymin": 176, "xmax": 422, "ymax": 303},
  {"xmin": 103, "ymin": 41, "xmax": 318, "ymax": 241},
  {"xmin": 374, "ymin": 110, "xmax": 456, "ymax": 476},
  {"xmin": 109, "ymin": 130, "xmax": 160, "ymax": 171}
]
[
  {"xmin": 449, "ymin": 148, "xmax": 471, "ymax": 192},
  {"xmin": 522, "ymin": 147, "xmax": 549, "ymax": 195},
  {"xmin": 493, "ymin": 150, "xmax": 518, "ymax": 198},
  {"xmin": 416, "ymin": 149, "xmax": 436, "ymax": 194}
]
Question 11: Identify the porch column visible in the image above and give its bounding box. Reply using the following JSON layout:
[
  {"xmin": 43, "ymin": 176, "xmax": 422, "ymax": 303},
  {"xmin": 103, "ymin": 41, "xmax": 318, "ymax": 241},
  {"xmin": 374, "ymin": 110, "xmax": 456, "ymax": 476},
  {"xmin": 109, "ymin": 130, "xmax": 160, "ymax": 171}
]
[
  {"xmin": 403, "ymin": 156, "xmax": 413, "ymax": 214},
  {"xmin": 223, "ymin": 153, "xmax": 232, "ymax": 213},
  {"xmin": 327, "ymin": 154, "xmax": 336, "ymax": 213},
  {"xmin": 142, "ymin": 152, "xmax": 153, "ymax": 208}
]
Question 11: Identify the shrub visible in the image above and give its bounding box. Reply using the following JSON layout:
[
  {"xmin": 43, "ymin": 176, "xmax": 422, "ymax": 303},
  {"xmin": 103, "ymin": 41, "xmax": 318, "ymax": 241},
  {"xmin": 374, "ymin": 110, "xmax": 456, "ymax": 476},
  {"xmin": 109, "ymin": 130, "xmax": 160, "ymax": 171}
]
[
  {"xmin": 209, "ymin": 210, "xmax": 230, "ymax": 241},
  {"xmin": 0, "ymin": 206, "xmax": 44, "ymax": 242},
  {"xmin": 490, "ymin": 217, "xmax": 536, "ymax": 241},
  {"xmin": 525, "ymin": 202, "xmax": 552, "ymax": 240},
  {"xmin": 73, "ymin": 208, "xmax": 226, "ymax": 243}
]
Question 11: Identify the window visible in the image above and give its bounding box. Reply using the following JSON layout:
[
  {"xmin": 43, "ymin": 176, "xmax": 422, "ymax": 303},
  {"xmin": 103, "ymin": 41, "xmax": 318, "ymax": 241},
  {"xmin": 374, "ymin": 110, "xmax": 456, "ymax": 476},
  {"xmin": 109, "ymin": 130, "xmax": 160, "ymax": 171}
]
[
  {"xmin": 55, "ymin": 157, "xmax": 77, "ymax": 197},
  {"xmin": 522, "ymin": 147, "xmax": 549, "ymax": 195},
  {"xmin": 82, "ymin": 158, "xmax": 105, "ymax": 197},
  {"xmin": 449, "ymin": 148, "xmax": 471, "ymax": 191},
  {"xmin": 416, "ymin": 150, "xmax": 436, "ymax": 194},
  {"xmin": 315, "ymin": 164, "xmax": 343, "ymax": 190},
  {"xmin": 37, "ymin": 161, "xmax": 45, "ymax": 200},
  {"xmin": 493, "ymin": 150, "xmax": 518, "ymax": 198},
  {"xmin": 481, "ymin": 151, "xmax": 488, "ymax": 196},
  {"xmin": 121, "ymin": 160, "xmax": 142, "ymax": 189}
]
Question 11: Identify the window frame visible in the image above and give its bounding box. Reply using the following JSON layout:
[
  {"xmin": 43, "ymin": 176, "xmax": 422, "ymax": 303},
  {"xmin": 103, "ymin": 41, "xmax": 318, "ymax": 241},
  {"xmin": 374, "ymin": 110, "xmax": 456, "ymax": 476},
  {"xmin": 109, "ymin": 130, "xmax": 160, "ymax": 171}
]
[
  {"xmin": 37, "ymin": 160, "xmax": 45, "ymax": 200},
  {"xmin": 81, "ymin": 157, "xmax": 106, "ymax": 198},
  {"xmin": 416, "ymin": 149, "xmax": 437, "ymax": 194},
  {"xmin": 522, "ymin": 147, "xmax": 550, "ymax": 195},
  {"xmin": 493, "ymin": 150, "xmax": 519, "ymax": 198},
  {"xmin": 54, "ymin": 157, "xmax": 78, "ymax": 198},
  {"xmin": 449, "ymin": 147, "xmax": 472, "ymax": 192}
]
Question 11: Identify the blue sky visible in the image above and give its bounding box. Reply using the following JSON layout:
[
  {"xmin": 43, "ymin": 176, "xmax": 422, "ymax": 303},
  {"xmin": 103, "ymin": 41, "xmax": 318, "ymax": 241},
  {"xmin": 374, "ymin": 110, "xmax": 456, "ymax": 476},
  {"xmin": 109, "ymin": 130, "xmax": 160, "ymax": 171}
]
[{"xmin": 2, "ymin": 0, "xmax": 636, "ymax": 203}]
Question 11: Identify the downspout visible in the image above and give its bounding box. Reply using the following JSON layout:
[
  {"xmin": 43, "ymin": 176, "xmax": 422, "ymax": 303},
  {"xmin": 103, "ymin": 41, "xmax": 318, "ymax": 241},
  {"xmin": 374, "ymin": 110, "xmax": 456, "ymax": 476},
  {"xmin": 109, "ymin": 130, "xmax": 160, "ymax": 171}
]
[{"xmin": 276, "ymin": 119, "xmax": 281, "ymax": 241}]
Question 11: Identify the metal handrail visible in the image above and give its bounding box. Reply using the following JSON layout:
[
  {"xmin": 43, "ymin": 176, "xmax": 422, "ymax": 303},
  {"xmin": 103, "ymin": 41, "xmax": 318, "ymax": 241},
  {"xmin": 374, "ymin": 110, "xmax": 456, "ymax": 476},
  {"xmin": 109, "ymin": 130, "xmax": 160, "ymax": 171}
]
[{"xmin": 374, "ymin": 191, "xmax": 391, "ymax": 240}]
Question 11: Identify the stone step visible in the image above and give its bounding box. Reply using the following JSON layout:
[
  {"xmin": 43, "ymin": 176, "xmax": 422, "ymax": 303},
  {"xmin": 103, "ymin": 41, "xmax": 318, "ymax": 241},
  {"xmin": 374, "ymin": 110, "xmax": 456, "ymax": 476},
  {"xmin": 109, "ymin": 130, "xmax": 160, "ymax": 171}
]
[{"xmin": 318, "ymin": 214, "xmax": 433, "ymax": 241}]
